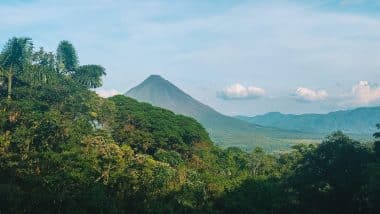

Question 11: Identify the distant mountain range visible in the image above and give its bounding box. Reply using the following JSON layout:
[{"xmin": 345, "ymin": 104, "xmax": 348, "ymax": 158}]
[
  {"xmin": 125, "ymin": 75, "xmax": 320, "ymax": 151},
  {"xmin": 235, "ymin": 107, "xmax": 380, "ymax": 135}
]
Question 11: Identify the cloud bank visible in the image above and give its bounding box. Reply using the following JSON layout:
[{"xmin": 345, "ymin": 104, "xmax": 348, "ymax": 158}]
[
  {"xmin": 294, "ymin": 87, "xmax": 328, "ymax": 102},
  {"xmin": 1, "ymin": 0, "xmax": 379, "ymax": 114},
  {"xmin": 96, "ymin": 89, "xmax": 120, "ymax": 98},
  {"xmin": 293, "ymin": 81, "xmax": 380, "ymax": 106},
  {"xmin": 350, "ymin": 80, "xmax": 380, "ymax": 105},
  {"xmin": 218, "ymin": 83, "xmax": 266, "ymax": 100}
]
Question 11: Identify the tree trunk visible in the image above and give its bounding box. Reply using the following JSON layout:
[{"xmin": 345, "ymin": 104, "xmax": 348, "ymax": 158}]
[{"xmin": 7, "ymin": 67, "xmax": 12, "ymax": 100}]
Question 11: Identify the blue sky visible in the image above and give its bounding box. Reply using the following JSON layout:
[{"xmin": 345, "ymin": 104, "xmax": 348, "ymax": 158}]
[{"xmin": 1, "ymin": 0, "xmax": 380, "ymax": 116}]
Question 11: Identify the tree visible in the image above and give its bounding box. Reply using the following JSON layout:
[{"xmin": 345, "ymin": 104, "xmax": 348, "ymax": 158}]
[
  {"xmin": 0, "ymin": 62, "xmax": 5, "ymax": 93},
  {"xmin": 56, "ymin": 41, "xmax": 106, "ymax": 89},
  {"xmin": 56, "ymin": 40, "xmax": 78, "ymax": 75},
  {"xmin": 19, "ymin": 47, "xmax": 59, "ymax": 88},
  {"xmin": 373, "ymin": 124, "xmax": 380, "ymax": 156},
  {"xmin": 215, "ymin": 177, "xmax": 284, "ymax": 214},
  {"xmin": 31, "ymin": 48, "xmax": 57, "ymax": 84},
  {"xmin": 290, "ymin": 132, "xmax": 371, "ymax": 214},
  {"xmin": 73, "ymin": 64, "xmax": 106, "ymax": 88},
  {"xmin": 361, "ymin": 127, "xmax": 380, "ymax": 212},
  {"xmin": 247, "ymin": 147, "xmax": 276, "ymax": 177},
  {"xmin": 0, "ymin": 37, "xmax": 33, "ymax": 99}
]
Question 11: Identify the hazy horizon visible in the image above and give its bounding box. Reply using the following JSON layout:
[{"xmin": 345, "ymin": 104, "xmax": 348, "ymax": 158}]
[
  {"xmin": 124, "ymin": 74, "xmax": 380, "ymax": 117},
  {"xmin": 2, "ymin": 0, "xmax": 380, "ymax": 116}
]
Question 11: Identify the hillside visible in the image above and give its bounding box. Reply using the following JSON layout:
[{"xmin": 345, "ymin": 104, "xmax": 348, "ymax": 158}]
[
  {"xmin": 236, "ymin": 107, "xmax": 380, "ymax": 137},
  {"xmin": 125, "ymin": 75, "xmax": 320, "ymax": 151},
  {"xmin": 2, "ymin": 37, "xmax": 380, "ymax": 214},
  {"xmin": 0, "ymin": 38, "xmax": 248, "ymax": 213}
]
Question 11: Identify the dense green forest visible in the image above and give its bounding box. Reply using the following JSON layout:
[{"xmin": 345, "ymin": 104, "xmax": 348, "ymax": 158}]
[{"xmin": 0, "ymin": 37, "xmax": 379, "ymax": 213}]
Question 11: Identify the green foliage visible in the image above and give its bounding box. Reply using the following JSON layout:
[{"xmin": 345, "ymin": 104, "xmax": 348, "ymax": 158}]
[
  {"xmin": 215, "ymin": 177, "xmax": 285, "ymax": 214},
  {"xmin": 0, "ymin": 37, "xmax": 33, "ymax": 72},
  {"xmin": 74, "ymin": 64, "xmax": 106, "ymax": 88},
  {"xmin": 109, "ymin": 95, "xmax": 211, "ymax": 155},
  {"xmin": 1, "ymin": 37, "xmax": 379, "ymax": 214},
  {"xmin": 154, "ymin": 149, "xmax": 183, "ymax": 167},
  {"xmin": 373, "ymin": 123, "xmax": 380, "ymax": 156},
  {"xmin": 56, "ymin": 41, "xmax": 105, "ymax": 89},
  {"xmin": 0, "ymin": 37, "xmax": 33, "ymax": 99},
  {"xmin": 288, "ymin": 131, "xmax": 372, "ymax": 214},
  {"xmin": 56, "ymin": 40, "xmax": 79, "ymax": 74}
]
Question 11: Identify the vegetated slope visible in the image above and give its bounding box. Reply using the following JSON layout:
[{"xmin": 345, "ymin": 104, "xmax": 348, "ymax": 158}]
[
  {"xmin": 2, "ymin": 37, "xmax": 380, "ymax": 214},
  {"xmin": 125, "ymin": 75, "xmax": 320, "ymax": 151},
  {"xmin": 109, "ymin": 95, "xmax": 212, "ymax": 154},
  {"xmin": 236, "ymin": 107, "xmax": 380, "ymax": 138}
]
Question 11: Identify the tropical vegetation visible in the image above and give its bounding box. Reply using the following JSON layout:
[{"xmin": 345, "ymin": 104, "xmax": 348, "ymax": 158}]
[{"xmin": 0, "ymin": 37, "xmax": 379, "ymax": 213}]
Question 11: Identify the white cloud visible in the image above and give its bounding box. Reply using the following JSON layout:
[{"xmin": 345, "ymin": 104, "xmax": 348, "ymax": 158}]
[
  {"xmin": 219, "ymin": 83, "xmax": 266, "ymax": 100},
  {"xmin": 351, "ymin": 80, "xmax": 380, "ymax": 105},
  {"xmin": 294, "ymin": 87, "xmax": 328, "ymax": 102},
  {"xmin": 96, "ymin": 89, "xmax": 120, "ymax": 98},
  {"xmin": 1, "ymin": 0, "xmax": 380, "ymax": 114}
]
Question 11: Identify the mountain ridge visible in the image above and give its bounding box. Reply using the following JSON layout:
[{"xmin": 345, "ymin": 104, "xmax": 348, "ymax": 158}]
[
  {"xmin": 125, "ymin": 75, "xmax": 320, "ymax": 151},
  {"xmin": 235, "ymin": 106, "xmax": 380, "ymax": 135}
]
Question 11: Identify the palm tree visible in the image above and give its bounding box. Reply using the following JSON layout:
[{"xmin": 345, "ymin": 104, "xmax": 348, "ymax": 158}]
[
  {"xmin": 0, "ymin": 37, "xmax": 33, "ymax": 99},
  {"xmin": 374, "ymin": 124, "xmax": 380, "ymax": 139},
  {"xmin": 73, "ymin": 64, "xmax": 106, "ymax": 88},
  {"xmin": 374, "ymin": 124, "xmax": 380, "ymax": 156},
  {"xmin": 56, "ymin": 40, "xmax": 78, "ymax": 75},
  {"xmin": 56, "ymin": 41, "xmax": 106, "ymax": 88}
]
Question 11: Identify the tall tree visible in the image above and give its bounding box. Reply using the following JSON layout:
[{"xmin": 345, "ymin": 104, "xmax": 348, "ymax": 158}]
[
  {"xmin": 374, "ymin": 124, "xmax": 380, "ymax": 156},
  {"xmin": 73, "ymin": 64, "xmax": 106, "ymax": 88},
  {"xmin": 0, "ymin": 60, "xmax": 4, "ymax": 91},
  {"xmin": 56, "ymin": 40, "xmax": 78, "ymax": 75},
  {"xmin": 26, "ymin": 47, "xmax": 58, "ymax": 86},
  {"xmin": 0, "ymin": 37, "xmax": 33, "ymax": 99},
  {"xmin": 290, "ymin": 132, "xmax": 371, "ymax": 214}
]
